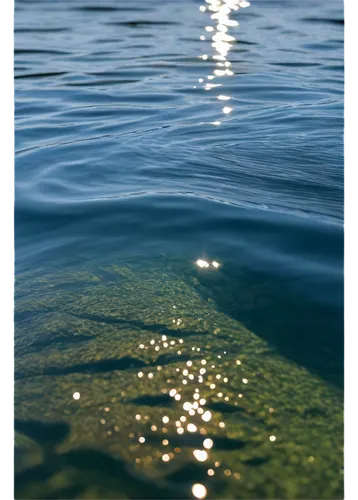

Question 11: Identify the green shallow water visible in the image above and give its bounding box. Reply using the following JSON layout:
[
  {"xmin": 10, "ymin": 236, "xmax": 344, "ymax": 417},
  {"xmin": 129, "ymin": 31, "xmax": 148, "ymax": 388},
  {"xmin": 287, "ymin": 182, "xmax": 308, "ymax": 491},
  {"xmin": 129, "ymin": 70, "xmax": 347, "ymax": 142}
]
[{"xmin": 14, "ymin": 257, "xmax": 343, "ymax": 499}]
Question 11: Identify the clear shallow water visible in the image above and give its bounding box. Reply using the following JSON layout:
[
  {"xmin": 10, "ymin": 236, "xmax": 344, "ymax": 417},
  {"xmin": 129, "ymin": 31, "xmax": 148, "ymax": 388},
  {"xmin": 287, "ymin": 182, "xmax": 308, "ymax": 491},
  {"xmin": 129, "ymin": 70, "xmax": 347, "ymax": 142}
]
[{"xmin": 14, "ymin": 0, "xmax": 344, "ymax": 498}]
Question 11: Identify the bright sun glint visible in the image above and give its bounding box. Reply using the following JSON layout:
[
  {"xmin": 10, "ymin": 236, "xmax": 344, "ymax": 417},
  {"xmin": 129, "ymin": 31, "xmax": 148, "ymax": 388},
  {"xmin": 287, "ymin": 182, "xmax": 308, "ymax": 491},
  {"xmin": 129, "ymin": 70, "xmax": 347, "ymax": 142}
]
[
  {"xmin": 196, "ymin": 259, "xmax": 209, "ymax": 268},
  {"xmin": 192, "ymin": 483, "xmax": 207, "ymax": 499}
]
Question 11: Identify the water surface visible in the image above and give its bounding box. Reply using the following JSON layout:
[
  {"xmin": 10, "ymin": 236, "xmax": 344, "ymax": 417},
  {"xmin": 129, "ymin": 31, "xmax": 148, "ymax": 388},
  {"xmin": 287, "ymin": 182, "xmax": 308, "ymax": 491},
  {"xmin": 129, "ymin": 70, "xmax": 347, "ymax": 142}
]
[{"xmin": 15, "ymin": 0, "xmax": 344, "ymax": 498}]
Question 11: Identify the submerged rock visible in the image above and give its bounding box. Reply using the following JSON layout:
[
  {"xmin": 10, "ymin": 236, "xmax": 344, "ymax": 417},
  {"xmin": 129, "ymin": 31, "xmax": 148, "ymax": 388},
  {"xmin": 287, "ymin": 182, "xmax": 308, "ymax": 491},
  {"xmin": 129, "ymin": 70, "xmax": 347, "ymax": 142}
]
[{"xmin": 15, "ymin": 257, "xmax": 343, "ymax": 499}]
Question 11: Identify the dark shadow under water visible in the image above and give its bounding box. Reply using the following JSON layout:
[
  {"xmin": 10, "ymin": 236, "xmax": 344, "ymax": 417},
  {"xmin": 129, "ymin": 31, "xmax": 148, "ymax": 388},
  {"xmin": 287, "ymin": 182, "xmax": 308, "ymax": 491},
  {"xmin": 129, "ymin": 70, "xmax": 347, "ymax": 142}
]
[
  {"xmin": 188, "ymin": 262, "xmax": 343, "ymax": 389},
  {"xmin": 15, "ymin": 419, "xmax": 191, "ymax": 500}
]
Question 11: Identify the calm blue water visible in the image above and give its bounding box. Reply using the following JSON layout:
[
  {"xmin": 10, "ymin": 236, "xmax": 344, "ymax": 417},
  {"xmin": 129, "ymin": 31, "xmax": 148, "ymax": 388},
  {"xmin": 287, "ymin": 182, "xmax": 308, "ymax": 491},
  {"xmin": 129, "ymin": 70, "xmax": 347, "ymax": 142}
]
[{"xmin": 14, "ymin": 0, "xmax": 344, "ymax": 497}]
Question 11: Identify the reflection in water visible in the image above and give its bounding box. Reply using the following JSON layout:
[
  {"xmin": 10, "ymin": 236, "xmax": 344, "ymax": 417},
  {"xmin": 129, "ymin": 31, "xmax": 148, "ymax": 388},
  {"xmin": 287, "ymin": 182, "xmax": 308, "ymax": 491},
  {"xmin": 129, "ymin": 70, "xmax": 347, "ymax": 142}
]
[{"xmin": 197, "ymin": 1, "xmax": 251, "ymax": 125}]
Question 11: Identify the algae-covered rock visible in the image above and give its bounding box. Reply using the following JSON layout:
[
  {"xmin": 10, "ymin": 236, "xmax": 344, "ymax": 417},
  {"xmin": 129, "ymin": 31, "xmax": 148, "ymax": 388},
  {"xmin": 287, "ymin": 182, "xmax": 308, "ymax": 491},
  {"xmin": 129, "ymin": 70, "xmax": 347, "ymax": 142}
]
[{"xmin": 14, "ymin": 257, "xmax": 343, "ymax": 499}]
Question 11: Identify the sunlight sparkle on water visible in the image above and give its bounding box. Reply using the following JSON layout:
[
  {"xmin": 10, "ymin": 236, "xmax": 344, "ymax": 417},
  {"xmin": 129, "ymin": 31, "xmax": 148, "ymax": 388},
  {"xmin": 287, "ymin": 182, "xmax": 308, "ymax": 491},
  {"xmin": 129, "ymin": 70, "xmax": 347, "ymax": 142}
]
[
  {"xmin": 196, "ymin": 259, "xmax": 210, "ymax": 268},
  {"xmin": 193, "ymin": 449, "xmax": 208, "ymax": 462},
  {"xmin": 202, "ymin": 410, "xmax": 212, "ymax": 422},
  {"xmin": 188, "ymin": 423, "xmax": 198, "ymax": 432},
  {"xmin": 203, "ymin": 438, "xmax": 214, "ymax": 449},
  {"xmin": 192, "ymin": 483, "xmax": 207, "ymax": 499}
]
